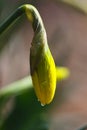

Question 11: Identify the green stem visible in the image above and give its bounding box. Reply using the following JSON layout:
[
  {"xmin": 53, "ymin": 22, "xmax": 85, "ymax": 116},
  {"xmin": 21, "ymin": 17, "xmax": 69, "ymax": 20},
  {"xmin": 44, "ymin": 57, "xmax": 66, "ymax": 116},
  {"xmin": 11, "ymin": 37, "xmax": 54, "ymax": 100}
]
[
  {"xmin": 0, "ymin": 4, "xmax": 45, "ymax": 35},
  {"xmin": 0, "ymin": 7, "xmax": 24, "ymax": 34}
]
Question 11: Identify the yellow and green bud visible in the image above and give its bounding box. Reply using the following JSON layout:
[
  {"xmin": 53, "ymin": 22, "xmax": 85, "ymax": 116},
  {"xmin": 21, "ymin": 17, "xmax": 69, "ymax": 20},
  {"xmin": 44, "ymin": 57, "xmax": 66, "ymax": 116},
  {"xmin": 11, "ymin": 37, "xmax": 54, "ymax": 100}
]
[
  {"xmin": 25, "ymin": 4, "xmax": 69, "ymax": 106},
  {"xmin": 30, "ymin": 43, "xmax": 56, "ymax": 106},
  {"xmin": 24, "ymin": 4, "xmax": 56, "ymax": 106}
]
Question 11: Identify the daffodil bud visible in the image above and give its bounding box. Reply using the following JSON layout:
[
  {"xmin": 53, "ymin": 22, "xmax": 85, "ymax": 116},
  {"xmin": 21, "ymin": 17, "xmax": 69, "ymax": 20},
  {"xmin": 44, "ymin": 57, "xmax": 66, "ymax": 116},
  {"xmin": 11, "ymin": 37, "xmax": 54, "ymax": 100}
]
[
  {"xmin": 25, "ymin": 4, "xmax": 57, "ymax": 106},
  {"xmin": 30, "ymin": 42, "xmax": 56, "ymax": 106}
]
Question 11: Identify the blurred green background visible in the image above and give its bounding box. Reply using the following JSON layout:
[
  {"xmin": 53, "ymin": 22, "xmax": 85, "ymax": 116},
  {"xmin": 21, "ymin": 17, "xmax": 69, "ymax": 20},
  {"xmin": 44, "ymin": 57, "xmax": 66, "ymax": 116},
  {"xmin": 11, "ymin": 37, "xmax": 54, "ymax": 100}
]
[{"xmin": 0, "ymin": 0, "xmax": 87, "ymax": 130}]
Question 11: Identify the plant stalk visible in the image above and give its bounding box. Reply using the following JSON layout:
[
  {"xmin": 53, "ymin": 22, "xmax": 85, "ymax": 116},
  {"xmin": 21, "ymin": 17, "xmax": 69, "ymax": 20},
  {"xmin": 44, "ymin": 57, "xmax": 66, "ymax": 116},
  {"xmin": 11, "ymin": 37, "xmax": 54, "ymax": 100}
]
[{"xmin": 0, "ymin": 4, "xmax": 45, "ymax": 35}]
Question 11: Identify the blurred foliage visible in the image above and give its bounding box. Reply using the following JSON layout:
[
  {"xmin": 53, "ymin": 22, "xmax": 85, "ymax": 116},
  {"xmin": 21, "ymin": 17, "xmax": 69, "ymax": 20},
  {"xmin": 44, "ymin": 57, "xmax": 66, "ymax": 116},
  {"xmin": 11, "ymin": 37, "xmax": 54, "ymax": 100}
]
[
  {"xmin": 1, "ymin": 90, "xmax": 49, "ymax": 130},
  {"xmin": 0, "ymin": 77, "xmax": 50, "ymax": 130},
  {"xmin": 60, "ymin": 0, "xmax": 87, "ymax": 13}
]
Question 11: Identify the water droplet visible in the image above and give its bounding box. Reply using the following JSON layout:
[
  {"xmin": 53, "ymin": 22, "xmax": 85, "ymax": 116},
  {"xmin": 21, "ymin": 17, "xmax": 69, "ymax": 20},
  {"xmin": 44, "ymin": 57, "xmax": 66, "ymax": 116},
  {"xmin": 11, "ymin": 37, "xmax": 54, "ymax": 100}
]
[{"xmin": 41, "ymin": 103, "xmax": 45, "ymax": 106}]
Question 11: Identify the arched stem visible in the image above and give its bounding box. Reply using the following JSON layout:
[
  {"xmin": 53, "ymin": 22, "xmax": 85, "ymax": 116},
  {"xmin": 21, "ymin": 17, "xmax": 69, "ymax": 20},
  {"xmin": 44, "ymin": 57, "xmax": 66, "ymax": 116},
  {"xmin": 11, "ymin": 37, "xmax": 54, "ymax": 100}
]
[
  {"xmin": 0, "ymin": 7, "xmax": 24, "ymax": 34},
  {"xmin": 0, "ymin": 4, "xmax": 45, "ymax": 35}
]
